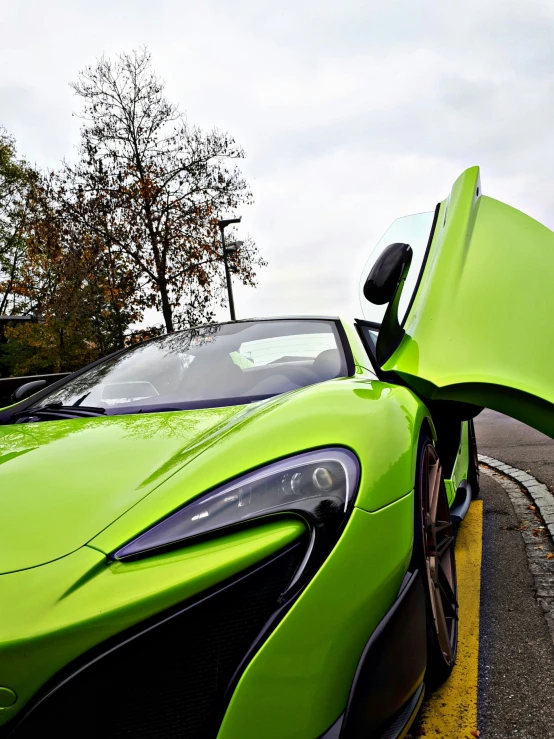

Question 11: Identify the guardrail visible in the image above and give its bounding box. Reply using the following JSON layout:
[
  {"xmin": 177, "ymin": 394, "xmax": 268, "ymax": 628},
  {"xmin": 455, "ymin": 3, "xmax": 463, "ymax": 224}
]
[{"xmin": 0, "ymin": 373, "xmax": 70, "ymax": 408}]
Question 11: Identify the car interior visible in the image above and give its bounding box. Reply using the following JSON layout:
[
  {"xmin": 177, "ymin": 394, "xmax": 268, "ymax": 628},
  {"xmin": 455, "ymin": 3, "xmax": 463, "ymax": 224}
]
[{"xmin": 29, "ymin": 321, "xmax": 348, "ymax": 412}]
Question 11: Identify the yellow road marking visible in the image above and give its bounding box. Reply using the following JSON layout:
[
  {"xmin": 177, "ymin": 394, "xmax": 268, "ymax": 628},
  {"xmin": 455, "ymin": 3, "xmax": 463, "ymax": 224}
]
[{"xmin": 418, "ymin": 500, "xmax": 483, "ymax": 738}]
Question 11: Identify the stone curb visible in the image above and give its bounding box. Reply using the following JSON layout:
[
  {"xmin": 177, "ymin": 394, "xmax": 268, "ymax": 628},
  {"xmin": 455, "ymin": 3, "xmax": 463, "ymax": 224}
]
[
  {"xmin": 479, "ymin": 459, "xmax": 554, "ymax": 643},
  {"xmin": 478, "ymin": 454, "xmax": 554, "ymax": 543}
]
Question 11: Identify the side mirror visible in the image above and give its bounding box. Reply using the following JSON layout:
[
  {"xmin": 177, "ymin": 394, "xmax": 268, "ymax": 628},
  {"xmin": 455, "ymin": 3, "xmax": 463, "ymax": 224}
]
[
  {"xmin": 363, "ymin": 242, "xmax": 412, "ymax": 304},
  {"xmin": 12, "ymin": 379, "xmax": 47, "ymax": 402},
  {"xmin": 363, "ymin": 242, "xmax": 412, "ymax": 366}
]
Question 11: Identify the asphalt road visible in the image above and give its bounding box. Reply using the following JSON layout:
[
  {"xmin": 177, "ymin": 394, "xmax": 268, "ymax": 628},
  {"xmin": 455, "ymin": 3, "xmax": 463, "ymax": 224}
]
[
  {"xmin": 475, "ymin": 409, "xmax": 554, "ymax": 491},
  {"xmin": 475, "ymin": 410, "xmax": 554, "ymax": 738}
]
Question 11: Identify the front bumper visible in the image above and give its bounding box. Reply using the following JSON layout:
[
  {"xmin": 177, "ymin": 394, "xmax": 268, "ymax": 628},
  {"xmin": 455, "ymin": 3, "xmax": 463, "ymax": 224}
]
[
  {"xmin": 4, "ymin": 544, "xmax": 304, "ymax": 738},
  {"xmin": 0, "ymin": 495, "xmax": 414, "ymax": 738}
]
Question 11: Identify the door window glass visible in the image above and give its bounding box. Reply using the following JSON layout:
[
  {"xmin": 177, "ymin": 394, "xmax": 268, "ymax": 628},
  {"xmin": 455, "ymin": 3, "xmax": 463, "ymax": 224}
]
[{"xmin": 359, "ymin": 211, "xmax": 435, "ymax": 324}]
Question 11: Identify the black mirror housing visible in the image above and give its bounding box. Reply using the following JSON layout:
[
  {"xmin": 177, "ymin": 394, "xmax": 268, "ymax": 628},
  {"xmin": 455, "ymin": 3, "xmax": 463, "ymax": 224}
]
[
  {"xmin": 363, "ymin": 242, "xmax": 413, "ymax": 305},
  {"xmin": 363, "ymin": 242, "xmax": 413, "ymax": 367},
  {"xmin": 12, "ymin": 379, "xmax": 47, "ymax": 403}
]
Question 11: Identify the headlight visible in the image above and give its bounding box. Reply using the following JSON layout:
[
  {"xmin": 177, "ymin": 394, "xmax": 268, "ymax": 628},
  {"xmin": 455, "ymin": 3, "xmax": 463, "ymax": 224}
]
[{"xmin": 114, "ymin": 448, "xmax": 359, "ymax": 561}]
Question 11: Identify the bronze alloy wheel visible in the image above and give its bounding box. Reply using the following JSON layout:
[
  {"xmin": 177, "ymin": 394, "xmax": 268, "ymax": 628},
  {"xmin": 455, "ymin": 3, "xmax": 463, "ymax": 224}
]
[{"xmin": 416, "ymin": 436, "xmax": 458, "ymax": 686}]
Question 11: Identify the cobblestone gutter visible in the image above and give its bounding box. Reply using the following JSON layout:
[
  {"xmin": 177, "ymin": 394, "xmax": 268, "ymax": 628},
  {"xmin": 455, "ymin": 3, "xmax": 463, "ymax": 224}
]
[{"xmin": 478, "ymin": 455, "xmax": 554, "ymax": 645}]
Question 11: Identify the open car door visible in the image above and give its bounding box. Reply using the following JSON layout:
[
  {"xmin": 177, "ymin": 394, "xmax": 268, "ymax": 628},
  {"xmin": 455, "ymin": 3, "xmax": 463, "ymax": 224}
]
[{"xmin": 360, "ymin": 166, "xmax": 554, "ymax": 439}]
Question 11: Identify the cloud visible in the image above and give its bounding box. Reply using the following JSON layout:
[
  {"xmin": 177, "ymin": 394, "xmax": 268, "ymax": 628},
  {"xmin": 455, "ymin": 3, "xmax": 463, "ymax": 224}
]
[{"xmin": 2, "ymin": 0, "xmax": 554, "ymax": 322}]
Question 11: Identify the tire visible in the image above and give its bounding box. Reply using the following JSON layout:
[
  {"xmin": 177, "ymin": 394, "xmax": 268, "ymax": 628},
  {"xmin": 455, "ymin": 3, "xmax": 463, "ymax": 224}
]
[
  {"xmin": 468, "ymin": 419, "xmax": 480, "ymax": 499},
  {"xmin": 413, "ymin": 433, "xmax": 458, "ymax": 688}
]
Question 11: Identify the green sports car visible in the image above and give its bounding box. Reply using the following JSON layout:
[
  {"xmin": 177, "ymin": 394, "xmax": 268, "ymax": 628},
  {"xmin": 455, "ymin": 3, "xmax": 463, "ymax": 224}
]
[{"xmin": 0, "ymin": 165, "xmax": 550, "ymax": 739}]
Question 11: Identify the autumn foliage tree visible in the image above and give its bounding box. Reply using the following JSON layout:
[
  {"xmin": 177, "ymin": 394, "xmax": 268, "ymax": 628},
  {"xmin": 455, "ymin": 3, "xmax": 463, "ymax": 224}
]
[
  {"xmin": 5, "ymin": 175, "xmax": 142, "ymax": 373},
  {"xmin": 0, "ymin": 48, "xmax": 264, "ymax": 377}
]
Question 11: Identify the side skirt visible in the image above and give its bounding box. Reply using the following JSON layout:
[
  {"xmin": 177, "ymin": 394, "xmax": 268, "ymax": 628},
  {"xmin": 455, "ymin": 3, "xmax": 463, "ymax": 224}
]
[
  {"xmin": 319, "ymin": 569, "xmax": 427, "ymax": 739},
  {"xmin": 450, "ymin": 480, "xmax": 472, "ymax": 527}
]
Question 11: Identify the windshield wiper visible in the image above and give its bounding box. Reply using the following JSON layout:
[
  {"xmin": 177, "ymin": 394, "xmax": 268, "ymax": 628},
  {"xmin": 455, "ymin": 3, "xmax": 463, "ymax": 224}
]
[{"xmin": 11, "ymin": 403, "xmax": 107, "ymax": 422}]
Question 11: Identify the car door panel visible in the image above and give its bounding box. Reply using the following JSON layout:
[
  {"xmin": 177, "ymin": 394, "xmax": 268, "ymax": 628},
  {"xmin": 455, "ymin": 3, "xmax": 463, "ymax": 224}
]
[{"xmin": 375, "ymin": 166, "xmax": 554, "ymax": 438}]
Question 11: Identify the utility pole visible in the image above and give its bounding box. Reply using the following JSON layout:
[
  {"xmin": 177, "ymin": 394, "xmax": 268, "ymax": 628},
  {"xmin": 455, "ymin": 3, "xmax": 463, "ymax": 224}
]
[{"xmin": 218, "ymin": 217, "xmax": 242, "ymax": 321}]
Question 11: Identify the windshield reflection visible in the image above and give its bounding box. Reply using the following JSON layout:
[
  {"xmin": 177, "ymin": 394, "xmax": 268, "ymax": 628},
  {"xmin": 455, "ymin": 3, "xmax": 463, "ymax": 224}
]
[{"xmin": 30, "ymin": 320, "xmax": 347, "ymax": 415}]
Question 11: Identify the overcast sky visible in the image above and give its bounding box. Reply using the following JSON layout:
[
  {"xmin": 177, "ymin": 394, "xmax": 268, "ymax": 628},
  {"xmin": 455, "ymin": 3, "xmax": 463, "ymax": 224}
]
[{"xmin": 2, "ymin": 0, "xmax": 554, "ymax": 322}]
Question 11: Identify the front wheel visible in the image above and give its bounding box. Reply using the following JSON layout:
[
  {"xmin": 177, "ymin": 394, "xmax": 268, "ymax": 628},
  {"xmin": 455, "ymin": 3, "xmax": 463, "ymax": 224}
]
[{"xmin": 413, "ymin": 434, "xmax": 458, "ymax": 688}]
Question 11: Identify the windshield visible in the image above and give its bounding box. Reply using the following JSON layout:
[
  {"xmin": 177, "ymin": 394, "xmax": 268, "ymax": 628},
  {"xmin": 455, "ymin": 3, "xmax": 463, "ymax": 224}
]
[
  {"xmin": 359, "ymin": 211, "xmax": 436, "ymax": 324},
  {"xmin": 30, "ymin": 319, "xmax": 348, "ymax": 415}
]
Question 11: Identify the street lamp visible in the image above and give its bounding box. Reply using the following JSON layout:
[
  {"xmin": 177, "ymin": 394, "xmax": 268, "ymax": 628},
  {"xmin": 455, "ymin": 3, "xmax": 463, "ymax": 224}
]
[
  {"xmin": 225, "ymin": 240, "xmax": 244, "ymax": 254},
  {"xmin": 218, "ymin": 217, "xmax": 242, "ymax": 321}
]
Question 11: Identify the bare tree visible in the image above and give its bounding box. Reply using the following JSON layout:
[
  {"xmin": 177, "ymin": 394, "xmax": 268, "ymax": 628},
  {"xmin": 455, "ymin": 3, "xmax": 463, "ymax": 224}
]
[
  {"xmin": 0, "ymin": 128, "xmax": 38, "ymax": 317},
  {"xmin": 66, "ymin": 47, "xmax": 265, "ymax": 332}
]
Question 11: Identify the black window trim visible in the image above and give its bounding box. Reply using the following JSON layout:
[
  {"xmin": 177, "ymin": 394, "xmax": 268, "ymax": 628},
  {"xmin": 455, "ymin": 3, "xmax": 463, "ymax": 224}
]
[
  {"xmin": 354, "ymin": 320, "xmax": 380, "ymax": 374},
  {"xmin": 354, "ymin": 319, "xmax": 407, "ymax": 387}
]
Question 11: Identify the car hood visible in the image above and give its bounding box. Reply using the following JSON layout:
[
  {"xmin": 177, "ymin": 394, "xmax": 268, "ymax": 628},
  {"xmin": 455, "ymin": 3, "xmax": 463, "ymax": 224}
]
[{"xmin": 0, "ymin": 405, "xmax": 245, "ymax": 573}]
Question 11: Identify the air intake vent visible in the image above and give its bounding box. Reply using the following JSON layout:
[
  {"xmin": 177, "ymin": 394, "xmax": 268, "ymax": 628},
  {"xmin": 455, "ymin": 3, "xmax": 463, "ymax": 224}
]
[{"xmin": 10, "ymin": 544, "xmax": 302, "ymax": 739}]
